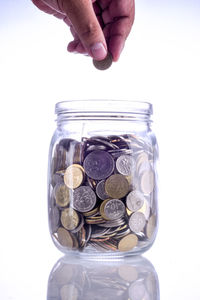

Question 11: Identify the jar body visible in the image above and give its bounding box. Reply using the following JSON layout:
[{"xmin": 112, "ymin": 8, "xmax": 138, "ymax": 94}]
[{"xmin": 48, "ymin": 101, "xmax": 158, "ymax": 256}]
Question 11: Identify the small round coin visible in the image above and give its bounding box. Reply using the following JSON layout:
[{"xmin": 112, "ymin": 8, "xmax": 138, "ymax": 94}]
[
  {"xmin": 103, "ymin": 199, "xmax": 125, "ymax": 220},
  {"xmin": 61, "ymin": 208, "xmax": 79, "ymax": 231},
  {"xmin": 105, "ymin": 174, "xmax": 129, "ymax": 199},
  {"xmin": 140, "ymin": 170, "xmax": 155, "ymax": 194},
  {"xmin": 56, "ymin": 227, "xmax": 73, "ymax": 248},
  {"xmin": 64, "ymin": 164, "xmax": 84, "ymax": 189},
  {"xmin": 126, "ymin": 191, "xmax": 145, "ymax": 212},
  {"xmin": 83, "ymin": 150, "xmax": 114, "ymax": 180},
  {"xmin": 118, "ymin": 265, "xmax": 138, "ymax": 282},
  {"xmin": 54, "ymin": 184, "xmax": 71, "ymax": 207},
  {"xmin": 60, "ymin": 284, "xmax": 79, "ymax": 300},
  {"xmin": 96, "ymin": 180, "xmax": 109, "ymax": 200},
  {"xmin": 118, "ymin": 234, "xmax": 138, "ymax": 252},
  {"xmin": 116, "ymin": 154, "xmax": 136, "ymax": 176},
  {"xmin": 146, "ymin": 215, "xmax": 157, "ymax": 239},
  {"xmin": 129, "ymin": 212, "xmax": 146, "ymax": 233},
  {"xmin": 73, "ymin": 186, "xmax": 97, "ymax": 212},
  {"xmin": 93, "ymin": 52, "xmax": 113, "ymax": 70}
]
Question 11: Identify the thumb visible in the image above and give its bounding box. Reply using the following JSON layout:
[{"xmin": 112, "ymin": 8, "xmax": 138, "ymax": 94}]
[{"xmin": 61, "ymin": 0, "xmax": 107, "ymax": 60}]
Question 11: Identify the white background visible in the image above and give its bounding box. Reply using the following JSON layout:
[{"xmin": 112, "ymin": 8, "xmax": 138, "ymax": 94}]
[{"xmin": 0, "ymin": 0, "xmax": 200, "ymax": 299}]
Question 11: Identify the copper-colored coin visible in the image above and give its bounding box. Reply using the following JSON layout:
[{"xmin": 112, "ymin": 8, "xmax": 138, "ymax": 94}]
[
  {"xmin": 54, "ymin": 184, "xmax": 71, "ymax": 207},
  {"xmin": 64, "ymin": 164, "xmax": 84, "ymax": 189},
  {"xmin": 61, "ymin": 208, "xmax": 79, "ymax": 231},
  {"xmin": 93, "ymin": 52, "xmax": 113, "ymax": 70},
  {"xmin": 57, "ymin": 227, "xmax": 73, "ymax": 248},
  {"xmin": 105, "ymin": 174, "xmax": 129, "ymax": 199},
  {"xmin": 118, "ymin": 234, "xmax": 138, "ymax": 252},
  {"xmin": 140, "ymin": 170, "xmax": 155, "ymax": 194},
  {"xmin": 146, "ymin": 215, "xmax": 157, "ymax": 239}
]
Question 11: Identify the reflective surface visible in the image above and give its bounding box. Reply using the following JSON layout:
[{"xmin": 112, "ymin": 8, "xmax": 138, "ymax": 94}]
[{"xmin": 47, "ymin": 255, "xmax": 159, "ymax": 300}]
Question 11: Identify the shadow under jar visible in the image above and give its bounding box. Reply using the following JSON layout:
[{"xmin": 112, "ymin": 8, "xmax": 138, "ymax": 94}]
[{"xmin": 48, "ymin": 100, "xmax": 159, "ymax": 257}]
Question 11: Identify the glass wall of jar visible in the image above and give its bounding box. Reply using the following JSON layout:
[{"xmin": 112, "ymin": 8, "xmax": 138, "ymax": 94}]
[{"xmin": 48, "ymin": 100, "xmax": 158, "ymax": 256}]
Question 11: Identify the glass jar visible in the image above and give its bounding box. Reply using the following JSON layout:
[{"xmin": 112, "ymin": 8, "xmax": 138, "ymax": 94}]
[{"xmin": 48, "ymin": 100, "xmax": 158, "ymax": 256}]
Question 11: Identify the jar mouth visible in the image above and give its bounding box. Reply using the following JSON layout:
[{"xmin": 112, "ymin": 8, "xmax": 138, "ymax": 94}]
[{"xmin": 55, "ymin": 100, "xmax": 152, "ymax": 116}]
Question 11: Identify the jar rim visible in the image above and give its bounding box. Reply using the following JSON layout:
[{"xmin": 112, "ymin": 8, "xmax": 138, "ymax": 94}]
[{"xmin": 55, "ymin": 100, "xmax": 153, "ymax": 116}]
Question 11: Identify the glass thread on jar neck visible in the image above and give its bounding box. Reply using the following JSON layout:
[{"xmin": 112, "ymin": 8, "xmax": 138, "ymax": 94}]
[{"xmin": 55, "ymin": 100, "xmax": 153, "ymax": 125}]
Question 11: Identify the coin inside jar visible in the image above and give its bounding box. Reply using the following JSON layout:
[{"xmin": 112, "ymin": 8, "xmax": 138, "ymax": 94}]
[
  {"xmin": 116, "ymin": 154, "xmax": 136, "ymax": 176},
  {"xmin": 103, "ymin": 199, "xmax": 126, "ymax": 220},
  {"xmin": 54, "ymin": 184, "xmax": 71, "ymax": 207},
  {"xmin": 118, "ymin": 234, "xmax": 138, "ymax": 252},
  {"xmin": 96, "ymin": 180, "xmax": 109, "ymax": 200},
  {"xmin": 105, "ymin": 174, "xmax": 129, "ymax": 199},
  {"xmin": 83, "ymin": 150, "xmax": 114, "ymax": 180},
  {"xmin": 129, "ymin": 212, "xmax": 146, "ymax": 233},
  {"xmin": 126, "ymin": 190, "xmax": 145, "ymax": 212},
  {"xmin": 73, "ymin": 186, "xmax": 97, "ymax": 212},
  {"xmin": 61, "ymin": 208, "xmax": 79, "ymax": 231},
  {"xmin": 56, "ymin": 227, "xmax": 74, "ymax": 248},
  {"xmin": 140, "ymin": 170, "xmax": 155, "ymax": 194},
  {"xmin": 93, "ymin": 52, "xmax": 113, "ymax": 70},
  {"xmin": 64, "ymin": 164, "xmax": 84, "ymax": 189}
]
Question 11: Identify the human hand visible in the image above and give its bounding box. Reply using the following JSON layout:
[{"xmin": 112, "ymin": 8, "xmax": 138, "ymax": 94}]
[{"xmin": 32, "ymin": 0, "xmax": 135, "ymax": 61}]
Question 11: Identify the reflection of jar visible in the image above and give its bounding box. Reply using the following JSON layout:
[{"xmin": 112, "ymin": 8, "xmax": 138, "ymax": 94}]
[
  {"xmin": 48, "ymin": 100, "xmax": 158, "ymax": 256},
  {"xmin": 47, "ymin": 255, "xmax": 160, "ymax": 300}
]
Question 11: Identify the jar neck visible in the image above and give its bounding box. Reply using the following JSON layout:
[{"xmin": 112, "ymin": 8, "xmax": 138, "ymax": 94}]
[{"xmin": 55, "ymin": 100, "xmax": 153, "ymax": 126}]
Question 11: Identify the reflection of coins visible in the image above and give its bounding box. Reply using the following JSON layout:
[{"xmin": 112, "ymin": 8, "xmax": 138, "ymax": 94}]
[
  {"xmin": 126, "ymin": 191, "xmax": 145, "ymax": 212},
  {"xmin": 140, "ymin": 170, "xmax": 155, "ymax": 194},
  {"xmin": 57, "ymin": 227, "xmax": 73, "ymax": 248},
  {"xmin": 96, "ymin": 180, "xmax": 109, "ymax": 200},
  {"xmin": 64, "ymin": 164, "xmax": 84, "ymax": 189},
  {"xmin": 105, "ymin": 174, "xmax": 129, "ymax": 199},
  {"xmin": 61, "ymin": 208, "xmax": 79, "ymax": 231},
  {"xmin": 60, "ymin": 284, "xmax": 79, "ymax": 300},
  {"xmin": 136, "ymin": 152, "xmax": 148, "ymax": 172},
  {"xmin": 118, "ymin": 265, "xmax": 138, "ymax": 282},
  {"xmin": 129, "ymin": 281, "xmax": 146, "ymax": 300},
  {"xmin": 116, "ymin": 155, "xmax": 135, "ymax": 176},
  {"xmin": 146, "ymin": 215, "xmax": 156, "ymax": 239},
  {"xmin": 103, "ymin": 199, "xmax": 125, "ymax": 220},
  {"xmin": 83, "ymin": 150, "xmax": 114, "ymax": 180},
  {"xmin": 73, "ymin": 186, "xmax": 96, "ymax": 212},
  {"xmin": 118, "ymin": 234, "xmax": 138, "ymax": 252},
  {"xmin": 93, "ymin": 52, "xmax": 113, "ymax": 70},
  {"xmin": 54, "ymin": 184, "xmax": 71, "ymax": 207},
  {"xmin": 129, "ymin": 212, "xmax": 146, "ymax": 233}
]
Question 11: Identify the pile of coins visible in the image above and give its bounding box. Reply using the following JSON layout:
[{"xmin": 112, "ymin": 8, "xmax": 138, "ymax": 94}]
[
  {"xmin": 47, "ymin": 257, "xmax": 159, "ymax": 300},
  {"xmin": 49, "ymin": 134, "xmax": 158, "ymax": 253}
]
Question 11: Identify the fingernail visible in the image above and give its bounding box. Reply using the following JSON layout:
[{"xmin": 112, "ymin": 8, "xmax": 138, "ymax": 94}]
[{"xmin": 91, "ymin": 42, "xmax": 107, "ymax": 60}]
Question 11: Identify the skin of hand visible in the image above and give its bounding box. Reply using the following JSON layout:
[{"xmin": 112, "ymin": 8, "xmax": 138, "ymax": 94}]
[{"xmin": 32, "ymin": 0, "xmax": 135, "ymax": 61}]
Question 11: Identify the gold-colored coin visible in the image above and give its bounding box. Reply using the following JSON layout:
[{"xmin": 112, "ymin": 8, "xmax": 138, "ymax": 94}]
[
  {"xmin": 140, "ymin": 170, "xmax": 155, "ymax": 194},
  {"xmin": 146, "ymin": 215, "xmax": 156, "ymax": 239},
  {"xmin": 61, "ymin": 208, "xmax": 79, "ymax": 231},
  {"xmin": 83, "ymin": 206, "xmax": 99, "ymax": 217},
  {"xmin": 57, "ymin": 227, "xmax": 73, "ymax": 248},
  {"xmin": 93, "ymin": 52, "xmax": 113, "ymax": 70},
  {"xmin": 54, "ymin": 184, "xmax": 71, "ymax": 207},
  {"xmin": 118, "ymin": 234, "xmax": 138, "ymax": 252},
  {"xmin": 105, "ymin": 174, "xmax": 129, "ymax": 199},
  {"xmin": 126, "ymin": 207, "xmax": 133, "ymax": 216},
  {"xmin": 138, "ymin": 199, "xmax": 150, "ymax": 220},
  {"xmin": 64, "ymin": 164, "xmax": 84, "ymax": 189},
  {"xmin": 100, "ymin": 199, "xmax": 110, "ymax": 219}
]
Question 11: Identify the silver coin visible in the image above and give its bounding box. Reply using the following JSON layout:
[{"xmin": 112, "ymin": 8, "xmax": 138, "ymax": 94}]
[
  {"xmin": 104, "ymin": 199, "xmax": 126, "ymax": 220},
  {"xmin": 96, "ymin": 180, "xmax": 109, "ymax": 200},
  {"xmin": 129, "ymin": 212, "xmax": 146, "ymax": 233},
  {"xmin": 98, "ymin": 218, "xmax": 126, "ymax": 228},
  {"xmin": 86, "ymin": 144, "xmax": 107, "ymax": 152},
  {"xmin": 73, "ymin": 186, "xmax": 97, "ymax": 212},
  {"xmin": 93, "ymin": 52, "xmax": 113, "ymax": 70},
  {"xmin": 50, "ymin": 206, "xmax": 60, "ymax": 233},
  {"xmin": 126, "ymin": 191, "xmax": 145, "ymax": 212},
  {"xmin": 129, "ymin": 281, "xmax": 146, "ymax": 300},
  {"xmin": 116, "ymin": 155, "xmax": 136, "ymax": 176}
]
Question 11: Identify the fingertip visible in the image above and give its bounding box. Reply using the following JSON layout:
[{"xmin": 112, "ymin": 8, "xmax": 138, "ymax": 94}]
[{"xmin": 109, "ymin": 37, "xmax": 125, "ymax": 62}]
